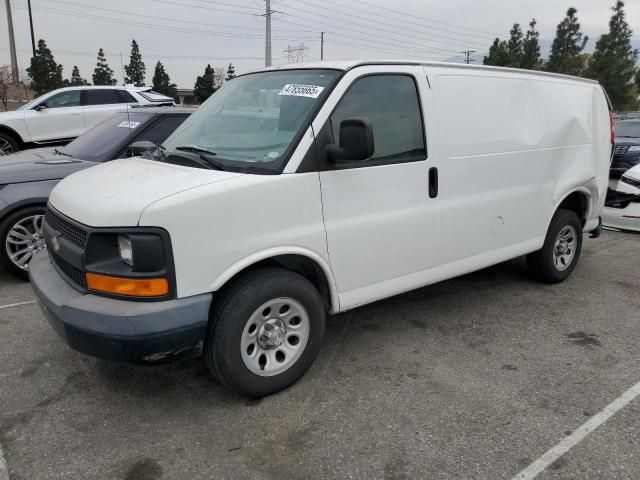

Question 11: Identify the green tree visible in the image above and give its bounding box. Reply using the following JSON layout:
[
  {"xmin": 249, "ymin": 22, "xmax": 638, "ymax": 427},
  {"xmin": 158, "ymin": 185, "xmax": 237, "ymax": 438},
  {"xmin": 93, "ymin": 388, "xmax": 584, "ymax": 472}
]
[
  {"xmin": 520, "ymin": 19, "xmax": 542, "ymax": 70},
  {"xmin": 484, "ymin": 38, "xmax": 511, "ymax": 67},
  {"xmin": 193, "ymin": 64, "xmax": 216, "ymax": 103},
  {"xmin": 68, "ymin": 66, "xmax": 89, "ymax": 86},
  {"xmin": 225, "ymin": 63, "xmax": 236, "ymax": 81},
  {"xmin": 26, "ymin": 39, "xmax": 63, "ymax": 96},
  {"xmin": 507, "ymin": 23, "xmax": 524, "ymax": 67},
  {"xmin": 152, "ymin": 61, "xmax": 177, "ymax": 98},
  {"xmin": 92, "ymin": 48, "xmax": 116, "ymax": 86},
  {"xmin": 587, "ymin": 1, "xmax": 638, "ymax": 111},
  {"xmin": 546, "ymin": 7, "xmax": 589, "ymax": 76},
  {"xmin": 124, "ymin": 39, "xmax": 145, "ymax": 87}
]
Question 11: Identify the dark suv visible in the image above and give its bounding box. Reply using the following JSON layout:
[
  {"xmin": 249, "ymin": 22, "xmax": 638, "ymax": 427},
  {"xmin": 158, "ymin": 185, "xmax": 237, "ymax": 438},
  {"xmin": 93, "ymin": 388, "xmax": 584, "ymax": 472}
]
[{"xmin": 612, "ymin": 119, "xmax": 640, "ymax": 178}]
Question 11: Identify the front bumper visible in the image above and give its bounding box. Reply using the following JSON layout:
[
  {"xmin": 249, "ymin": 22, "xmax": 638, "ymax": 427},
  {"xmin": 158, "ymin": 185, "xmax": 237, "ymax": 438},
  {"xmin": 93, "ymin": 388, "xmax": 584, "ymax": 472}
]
[{"xmin": 29, "ymin": 251, "xmax": 212, "ymax": 365}]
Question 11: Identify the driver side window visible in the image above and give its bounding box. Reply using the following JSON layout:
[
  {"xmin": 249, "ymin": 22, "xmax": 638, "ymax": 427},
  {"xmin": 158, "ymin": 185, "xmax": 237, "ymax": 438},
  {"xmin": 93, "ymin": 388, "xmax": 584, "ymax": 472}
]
[
  {"xmin": 40, "ymin": 90, "xmax": 81, "ymax": 109},
  {"xmin": 330, "ymin": 75, "xmax": 426, "ymax": 163}
]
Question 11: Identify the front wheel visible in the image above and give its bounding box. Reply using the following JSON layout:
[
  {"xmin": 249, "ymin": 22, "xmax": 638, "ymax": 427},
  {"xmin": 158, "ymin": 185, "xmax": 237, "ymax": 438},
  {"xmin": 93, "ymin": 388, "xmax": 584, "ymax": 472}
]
[
  {"xmin": 527, "ymin": 209, "xmax": 583, "ymax": 284},
  {"xmin": 205, "ymin": 268, "xmax": 326, "ymax": 397},
  {"xmin": 0, "ymin": 133, "xmax": 19, "ymax": 156},
  {"xmin": 0, "ymin": 206, "xmax": 46, "ymax": 280}
]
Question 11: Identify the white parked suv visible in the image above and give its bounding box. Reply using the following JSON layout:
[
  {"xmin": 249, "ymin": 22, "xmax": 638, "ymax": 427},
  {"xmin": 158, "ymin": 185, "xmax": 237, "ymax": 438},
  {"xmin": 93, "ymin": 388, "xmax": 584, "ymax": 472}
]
[
  {"xmin": 0, "ymin": 86, "xmax": 174, "ymax": 155},
  {"xmin": 30, "ymin": 61, "xmax": 612, "ymax": 397}
]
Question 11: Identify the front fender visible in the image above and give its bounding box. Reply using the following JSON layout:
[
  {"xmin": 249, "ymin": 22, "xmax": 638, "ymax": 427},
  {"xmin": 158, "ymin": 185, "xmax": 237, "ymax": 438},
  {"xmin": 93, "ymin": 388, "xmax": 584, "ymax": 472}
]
[{"xmin": 210, "ymin": 246, "xmax": 340, "ymax": 314}]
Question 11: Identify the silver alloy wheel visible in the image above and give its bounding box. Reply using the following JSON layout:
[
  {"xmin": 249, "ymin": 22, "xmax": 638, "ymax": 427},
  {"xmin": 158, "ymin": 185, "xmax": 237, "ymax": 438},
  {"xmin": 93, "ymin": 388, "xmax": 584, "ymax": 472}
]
[
  {"xmin": 553, "ymin": 225, "xmax": 577, "ymax": 272},
  {"xmin": 0, "ymin": 138, "xmax": 15, "ymax": 156},
  {"xmin": 5, "ymin": 215, "xmax": 45, "ymax": 271},
  {"xmin": 240, "ymin": 297, "xmax": 310, "ymax": 377}
]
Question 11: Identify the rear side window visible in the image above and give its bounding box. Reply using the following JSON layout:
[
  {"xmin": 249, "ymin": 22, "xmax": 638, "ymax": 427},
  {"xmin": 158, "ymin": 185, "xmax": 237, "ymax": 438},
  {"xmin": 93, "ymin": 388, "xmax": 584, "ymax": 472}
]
[
  {"xmin": 85, "ymin": 89, "xmax": 129, "ymax": 106},
  {"xmin": 136, "ymin": 115, "xmax": 188, "ymax": 146},
  {"xmin": 330, "ymin": 75, "xmax": 426, "ymax": 162}
]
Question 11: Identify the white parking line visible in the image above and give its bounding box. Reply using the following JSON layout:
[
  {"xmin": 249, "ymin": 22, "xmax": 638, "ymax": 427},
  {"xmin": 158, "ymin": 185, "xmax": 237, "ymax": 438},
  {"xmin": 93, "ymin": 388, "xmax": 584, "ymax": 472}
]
[
  {"xmin": 0, "ymin": 300, "xmax": 36, "ymax": 310},
  {"xmin": 0, "ymin": 442, "xmax": 8, "ymax": 480},
  {"xmin": 512, "ymin": 380, "xmax": 640, "ymax": 480}
]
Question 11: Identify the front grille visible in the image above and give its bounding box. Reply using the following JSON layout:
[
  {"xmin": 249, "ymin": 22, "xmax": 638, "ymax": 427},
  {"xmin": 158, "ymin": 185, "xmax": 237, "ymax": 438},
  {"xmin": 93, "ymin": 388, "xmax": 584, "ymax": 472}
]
[
  {"xmin": 44, "ymin": 207, "xmax": 88, "ymax": 249},
  {"xmin": 614, "ymin": 145, "xmax": 630, "ymax": 157},
  {"xmin": 49, "ymin": 249, "xmax": 87, "ymax": 288}
]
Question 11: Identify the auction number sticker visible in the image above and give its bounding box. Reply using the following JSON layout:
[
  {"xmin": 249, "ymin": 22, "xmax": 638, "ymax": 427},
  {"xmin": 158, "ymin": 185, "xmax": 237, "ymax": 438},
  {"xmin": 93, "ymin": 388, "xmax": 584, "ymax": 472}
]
[
  {"xmin": 279, "ymin": 84, "xmax": 325, "ymax": 98},
  {"xmin": 117, "ymin": 121, "xmax": 141, "ymax": 129}
]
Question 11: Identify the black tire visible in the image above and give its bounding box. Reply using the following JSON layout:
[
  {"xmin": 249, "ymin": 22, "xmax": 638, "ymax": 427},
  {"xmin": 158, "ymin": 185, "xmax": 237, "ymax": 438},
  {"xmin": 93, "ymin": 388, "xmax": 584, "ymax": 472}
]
[
  {"xmin": 204, "ymin": 267, "xmax": 326, "ymax": 397},
  {"xmin": 0, "ymin": 205, "xmax": 46, "ymax": 280},
  {"xmin": 527, "ymin": 209, "xmax": 583, "ymax": 284},
  {"xmin": 0, "ymin": 132, "xmax": 20, "ymax": 156}
]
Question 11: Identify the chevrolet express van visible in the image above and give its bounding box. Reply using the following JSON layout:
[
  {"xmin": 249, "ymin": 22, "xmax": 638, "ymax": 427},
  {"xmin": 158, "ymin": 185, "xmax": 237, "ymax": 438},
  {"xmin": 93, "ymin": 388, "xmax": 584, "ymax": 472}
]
[{"xmin": 30, "ymin": 61, "xmax": 612, "ymax": 397}]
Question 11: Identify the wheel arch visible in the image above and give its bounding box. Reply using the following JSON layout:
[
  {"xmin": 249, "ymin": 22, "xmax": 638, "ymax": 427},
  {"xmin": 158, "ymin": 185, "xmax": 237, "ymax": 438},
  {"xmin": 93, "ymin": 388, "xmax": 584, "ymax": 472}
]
[
  {"xmin": 552, "ymin": 188, "xmax": 592, "ymax": 227},
  {"xmin": 210, "ymin": 247, "xmax": 339, "ymax": 314},
  {"xmin": 0, "ymin": 124, "xmax": 25, "ymax": 146}
]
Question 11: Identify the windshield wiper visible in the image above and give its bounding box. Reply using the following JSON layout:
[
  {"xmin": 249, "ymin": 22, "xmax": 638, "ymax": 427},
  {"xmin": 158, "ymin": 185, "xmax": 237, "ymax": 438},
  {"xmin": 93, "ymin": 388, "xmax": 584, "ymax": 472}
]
[
  {"xmin": 53, "ymin": 148, "xmax": 74, "ymax": 158},
  {"xmin": 173, "ymin": 145, "xmax": 226, "ymax": 171}
]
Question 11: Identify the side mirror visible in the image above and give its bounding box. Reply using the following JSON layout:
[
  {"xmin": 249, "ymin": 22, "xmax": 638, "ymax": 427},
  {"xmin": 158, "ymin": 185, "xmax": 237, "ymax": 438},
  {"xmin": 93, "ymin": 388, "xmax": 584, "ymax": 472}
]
[
  {"xmin": 129, "ymin": 141, "xmax": 157, "ymax": 156},
  {"xmin": 326, "ymin": 117, "xmax": 375, "ymax": 163},
  {"xmin": 35, "ymin": 104, "xmax": 48, "ymax": 111}
]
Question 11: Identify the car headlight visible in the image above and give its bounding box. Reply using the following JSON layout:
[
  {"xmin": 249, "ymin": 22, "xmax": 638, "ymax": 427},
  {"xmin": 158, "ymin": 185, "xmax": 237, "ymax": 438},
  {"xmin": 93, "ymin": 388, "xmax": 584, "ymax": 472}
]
[
  {"xmin": 627, "ymin": 145, "xmax": 640, "ymax": 152},
  {"xmin": 118, "ymin": 235, "xmax": 133, "ymax": 266}
]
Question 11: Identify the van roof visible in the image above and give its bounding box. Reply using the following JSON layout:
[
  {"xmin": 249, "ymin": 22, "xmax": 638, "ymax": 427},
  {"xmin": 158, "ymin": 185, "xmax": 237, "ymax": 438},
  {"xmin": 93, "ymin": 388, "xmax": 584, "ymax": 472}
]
[{"xmin": 253, "ymin": 60, "xmax": 600, "ymax": 85}]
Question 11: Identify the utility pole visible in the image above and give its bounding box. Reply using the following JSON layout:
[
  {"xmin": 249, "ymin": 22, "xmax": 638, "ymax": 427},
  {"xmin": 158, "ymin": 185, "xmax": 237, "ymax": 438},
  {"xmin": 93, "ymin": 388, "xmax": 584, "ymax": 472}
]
[
  {"xmin": 264, "ymin": 0, "xmax": 272, "ymax": 67},
  {"xmin": 4, "ymin": 0, "xmax": 20, "ymax": 85},
  {"xmin": 320, "ymin": 32, "xmax": 325, "ymax": 60},
  {"xmin": 27, "ymin": 0, "xmax": 36, "ymax": 58},
  {"xmin": 461, "ymin": 50, "xmax": 476, "ymax": 64}
]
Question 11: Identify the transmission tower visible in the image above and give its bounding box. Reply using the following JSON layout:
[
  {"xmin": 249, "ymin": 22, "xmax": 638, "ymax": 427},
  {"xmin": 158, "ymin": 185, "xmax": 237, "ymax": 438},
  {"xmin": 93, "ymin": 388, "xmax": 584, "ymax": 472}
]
[{"xmin": 283, "ymin": 43, "xmax": 310, "ymax": 63}]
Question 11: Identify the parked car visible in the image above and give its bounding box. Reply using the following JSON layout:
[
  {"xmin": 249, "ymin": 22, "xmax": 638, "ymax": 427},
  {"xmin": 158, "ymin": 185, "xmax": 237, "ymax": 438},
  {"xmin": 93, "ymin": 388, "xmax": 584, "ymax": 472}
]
[
  {"xmin": 611, "ymin": 119, "xmax": 640, "ymax": 178},
  {"xmin": 0, "ymin": 108, "xmax": 191, "ymax": 278},
  {"xmin": 603, "ymin": 164, "xmax": 640, "ymax": 231},
  {"xmin": 30, "ymin": 61, "xmax": 612, "ymax": 397},
  {"xmin": 0, "ymin": 86, "xmax": 175, "ymax": 155}
]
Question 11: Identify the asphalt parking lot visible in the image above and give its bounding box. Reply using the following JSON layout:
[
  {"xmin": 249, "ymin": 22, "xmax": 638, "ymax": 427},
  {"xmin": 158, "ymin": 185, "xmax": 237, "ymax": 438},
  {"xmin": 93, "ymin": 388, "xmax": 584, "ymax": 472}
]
[{"xmin": 1, "ymin": 230, "xmax": 639, "ymax": 480}]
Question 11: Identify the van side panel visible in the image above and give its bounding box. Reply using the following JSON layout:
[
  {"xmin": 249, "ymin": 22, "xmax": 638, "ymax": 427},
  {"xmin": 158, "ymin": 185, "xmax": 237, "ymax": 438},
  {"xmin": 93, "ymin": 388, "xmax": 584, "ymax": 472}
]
[{"xmin": 431, "ymin": 70, "xmax": 608, "ymax": 266}]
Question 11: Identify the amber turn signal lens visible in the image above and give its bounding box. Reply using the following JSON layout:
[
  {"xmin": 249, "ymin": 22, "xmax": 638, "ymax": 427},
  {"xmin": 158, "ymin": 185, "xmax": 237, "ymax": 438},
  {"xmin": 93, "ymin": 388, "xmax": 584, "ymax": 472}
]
[{"xmin": 86, "ymin": 273, "xmax": 169, "ymax": 298}]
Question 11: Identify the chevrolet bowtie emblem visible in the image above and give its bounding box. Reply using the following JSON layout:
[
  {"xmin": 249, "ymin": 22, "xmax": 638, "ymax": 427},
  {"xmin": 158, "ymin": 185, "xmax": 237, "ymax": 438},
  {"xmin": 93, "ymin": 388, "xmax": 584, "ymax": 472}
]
[{"xmin": 51, "ymin": 231, "xmax": 62, "ymax": 253}]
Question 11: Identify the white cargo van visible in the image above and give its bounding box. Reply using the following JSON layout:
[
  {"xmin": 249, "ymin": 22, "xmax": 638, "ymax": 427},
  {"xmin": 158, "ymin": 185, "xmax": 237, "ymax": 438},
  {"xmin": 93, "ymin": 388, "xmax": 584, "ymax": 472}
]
[{"xmin": 30, "ymin": 61, "xmax": 612, "ymax": 397}]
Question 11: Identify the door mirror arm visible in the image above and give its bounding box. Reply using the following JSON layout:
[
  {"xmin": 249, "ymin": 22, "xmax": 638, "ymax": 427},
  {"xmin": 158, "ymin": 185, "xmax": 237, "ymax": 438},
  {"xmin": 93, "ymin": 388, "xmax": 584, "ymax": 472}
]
[{"xmin": 35, "ymin": 104, "xmax": 48, "ymax": 111}]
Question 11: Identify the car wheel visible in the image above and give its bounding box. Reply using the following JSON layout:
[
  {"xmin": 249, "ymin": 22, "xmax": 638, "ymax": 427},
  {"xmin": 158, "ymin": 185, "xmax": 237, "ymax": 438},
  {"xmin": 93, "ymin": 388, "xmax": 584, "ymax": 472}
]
[
  {"xmin": 527, "ymin": 209, "xmax": 583, "ymax": 284},
  {"xmin": 0, "ymin": 206, "xmax": 46, "ymax": 280},
  {"xmin": 0, "ymin": 133, "xmax": 19, "ymax": 156},
  {"xmin": 205, "ymin": 267, "xmax": 326, "ymax": 397}
]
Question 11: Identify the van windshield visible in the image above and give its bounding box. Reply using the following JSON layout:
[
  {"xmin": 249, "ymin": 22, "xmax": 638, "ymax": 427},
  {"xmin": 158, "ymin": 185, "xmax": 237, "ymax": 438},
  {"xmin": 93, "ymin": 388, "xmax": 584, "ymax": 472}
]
[{"xmin": 162, "ymin": 69, "xmax": 340, "ymax": 173}]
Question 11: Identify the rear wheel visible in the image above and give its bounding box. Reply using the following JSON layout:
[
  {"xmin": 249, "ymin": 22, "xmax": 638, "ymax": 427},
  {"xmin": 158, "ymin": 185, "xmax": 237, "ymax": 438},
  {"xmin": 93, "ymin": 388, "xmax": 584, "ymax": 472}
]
[
  {"xmin": 0, "ymin": 206, "xmax": 46, "ymax": 280},
  {"xmin": 205, "ymin": 268, "xmax": 326, "ymax": 397},
  {"xmin": 527, "ymin": 209, "xmax": 583, "ymax": 284},
  {"xmin": 0, "ymin": 133, "xmax": 19, "ymax": 156}
]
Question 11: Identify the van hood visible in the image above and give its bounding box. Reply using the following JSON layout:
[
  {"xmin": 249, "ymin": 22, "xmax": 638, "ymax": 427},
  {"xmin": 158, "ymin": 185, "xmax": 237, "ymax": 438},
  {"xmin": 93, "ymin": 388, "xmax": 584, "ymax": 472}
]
[
  {"xmin": 48, "ymin": 157, "xmax": 241, "ymax": 227},
  {"xmin": 0, "ymin": 147, "xmax": 94, "ymax": 184}
]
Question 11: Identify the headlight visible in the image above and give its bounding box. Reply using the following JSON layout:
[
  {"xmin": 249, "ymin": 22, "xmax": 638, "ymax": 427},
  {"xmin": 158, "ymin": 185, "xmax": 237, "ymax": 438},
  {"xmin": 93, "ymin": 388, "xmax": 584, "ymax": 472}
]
[
  {"xmin": 621, "ymin": 175, "xmax": 640, "ymax": 188},
  {"xmin": 628, "ymin": 145, "xmax": 640, "ymax": 152},
  {"xmin": 118, "ymin": 235, "xmax": 133, "ymax": 266}
]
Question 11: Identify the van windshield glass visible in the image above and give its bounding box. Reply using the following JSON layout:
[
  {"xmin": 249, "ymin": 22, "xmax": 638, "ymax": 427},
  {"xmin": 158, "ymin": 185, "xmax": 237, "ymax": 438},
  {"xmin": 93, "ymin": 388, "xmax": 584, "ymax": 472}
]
[{"xmin": 163, "ymin": 69, "xmax": 339, "ymax": 173}]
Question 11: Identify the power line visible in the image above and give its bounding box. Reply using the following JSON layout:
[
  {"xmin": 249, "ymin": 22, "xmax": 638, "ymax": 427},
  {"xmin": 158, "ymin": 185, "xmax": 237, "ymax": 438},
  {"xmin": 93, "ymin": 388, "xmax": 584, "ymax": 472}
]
[
  {"xmin": 0, "ymin": 47, "xmax": 265, "ymax": 61},
  {"xmin": 347, "ymin": 0, "xmax": 501, "ymax": 38},
  {"xmin": 281, "ymin": 0, "xmax": 493, "ymax": 48}
]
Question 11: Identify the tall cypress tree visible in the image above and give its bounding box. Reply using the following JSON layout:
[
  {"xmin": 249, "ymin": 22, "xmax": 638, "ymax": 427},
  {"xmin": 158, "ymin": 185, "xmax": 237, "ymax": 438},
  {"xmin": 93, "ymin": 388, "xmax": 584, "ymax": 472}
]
[
  {"xmin": 93, "ymin": 48, "xmax": 116, "ymax": 86},
  {"xmin": 124, "ymin": 40, "xmax": 146, "ymax": 87},
  {"xmin": 587, "ymin": 1, "xmax": 638, "ymax": 111},
  {"xmin": 152, "ymin": 61, "xmax": 177, "ymax": 98},
  {"xmin": 520, "ymin": 19, "xmax": 542, "ymax": 70},
  {"xmin": 546, "ymin": 8, "xmax": 589, "ymax": 76},
  {"xmin": 507, "ymin": 24, "xmax": 524, "ymax": 67},
  {"xmin": 69, "ymin": 66, "xmax": 89, "ymax": 86},
  {"xmin": 484, "ymin": 38, "xmax": 511, "ymax": 67},
  {"xmin": 226, "ymin": 63, "xmax": 236, "ymax": 81},
  {"xmin": 26, "ymin": 39, "xmax": 64, "ymax": 96},
  {"xmin": 193, "ymin": 64, "xmax": 216, "ymax": 103}
]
